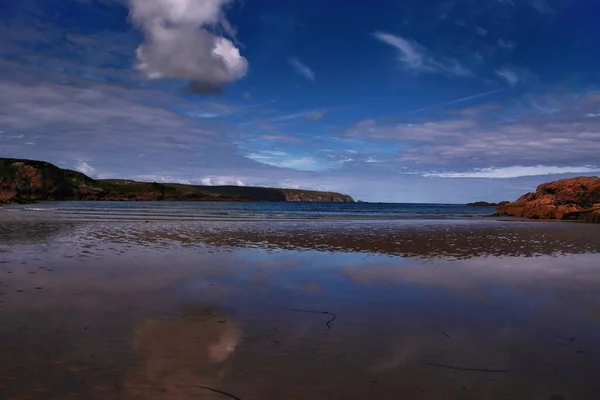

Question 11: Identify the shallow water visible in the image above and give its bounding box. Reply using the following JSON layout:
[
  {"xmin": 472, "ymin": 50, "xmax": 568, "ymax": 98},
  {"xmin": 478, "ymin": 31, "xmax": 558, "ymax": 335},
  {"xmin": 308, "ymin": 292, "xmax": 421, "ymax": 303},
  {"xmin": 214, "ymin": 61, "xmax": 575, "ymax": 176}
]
[
  {"xmin": 1, "ymin": 218, "xmax": 600, "ymax": 399},
  {"xmin": 0, "ymin": 200, "xmax": 497, "ymax": 221}
]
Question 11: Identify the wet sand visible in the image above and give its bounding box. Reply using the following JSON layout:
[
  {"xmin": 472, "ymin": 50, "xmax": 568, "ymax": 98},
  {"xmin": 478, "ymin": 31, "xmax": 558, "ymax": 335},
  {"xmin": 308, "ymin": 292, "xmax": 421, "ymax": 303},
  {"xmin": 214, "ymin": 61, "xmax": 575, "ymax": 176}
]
[{"xmin": 1, "ymin": 219, "xmax": 600, "ymax": 399}]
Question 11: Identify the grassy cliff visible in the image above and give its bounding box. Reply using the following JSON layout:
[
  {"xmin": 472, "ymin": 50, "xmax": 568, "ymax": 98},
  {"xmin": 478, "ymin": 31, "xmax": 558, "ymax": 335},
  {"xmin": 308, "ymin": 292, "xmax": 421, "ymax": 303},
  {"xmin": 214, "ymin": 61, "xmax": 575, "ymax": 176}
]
[{"xmin": 0, "ymin": 158, "xmax": 354, "ymax": 204}]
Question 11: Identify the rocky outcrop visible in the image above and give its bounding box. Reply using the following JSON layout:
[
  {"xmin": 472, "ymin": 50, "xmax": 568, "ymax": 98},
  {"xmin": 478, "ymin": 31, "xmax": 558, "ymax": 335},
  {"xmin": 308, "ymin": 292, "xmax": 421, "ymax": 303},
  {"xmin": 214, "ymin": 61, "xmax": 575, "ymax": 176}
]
[
  {"xmin": 466, "ymin": 201, "xmax": 509, "ymax": 207},
  {"xmin": 0, "ymin": 159, "xmax": 93, "ymax": 204},
  {"xmin": 0, "ymin": 158, "xmax": 355, "ymax": 204},
  {"xmin": 281, "ymin": 190, "xmax": 354, "ymax": 203},
  {"xmin": 495, "ymin": 176, "xmax": 600, "ymax": 222}
]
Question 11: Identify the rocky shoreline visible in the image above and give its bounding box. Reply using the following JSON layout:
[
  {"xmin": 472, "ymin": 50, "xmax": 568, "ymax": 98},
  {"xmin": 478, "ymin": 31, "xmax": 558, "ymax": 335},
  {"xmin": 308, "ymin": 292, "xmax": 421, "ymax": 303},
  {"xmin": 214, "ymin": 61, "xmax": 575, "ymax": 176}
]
[{"xmin": 495, "ymin": 176, "xmax": 600, "ymax": 223}]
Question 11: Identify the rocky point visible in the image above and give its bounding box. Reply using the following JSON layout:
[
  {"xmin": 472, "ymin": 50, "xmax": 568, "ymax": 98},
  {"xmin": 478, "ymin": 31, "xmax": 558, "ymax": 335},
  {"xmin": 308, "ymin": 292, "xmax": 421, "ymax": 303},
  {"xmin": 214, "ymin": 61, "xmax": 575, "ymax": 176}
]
[{"xmin": 496, "ymin": 176, "xmax": 600, "ymax": 223}]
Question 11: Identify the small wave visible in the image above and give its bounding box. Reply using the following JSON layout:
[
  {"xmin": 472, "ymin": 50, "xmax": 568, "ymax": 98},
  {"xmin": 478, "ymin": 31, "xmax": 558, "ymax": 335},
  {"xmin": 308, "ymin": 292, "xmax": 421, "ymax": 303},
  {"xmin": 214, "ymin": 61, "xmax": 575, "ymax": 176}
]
[{"xmin": 23, "ymin": 208, "xmax": 58, "ymax": 211}]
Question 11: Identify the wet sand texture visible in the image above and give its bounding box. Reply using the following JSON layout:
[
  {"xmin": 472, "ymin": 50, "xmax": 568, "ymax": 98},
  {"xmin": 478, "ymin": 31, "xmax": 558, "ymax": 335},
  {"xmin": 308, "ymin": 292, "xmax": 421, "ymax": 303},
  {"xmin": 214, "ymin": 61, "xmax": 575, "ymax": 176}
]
[{"xmin": 1, "ymin": 220, "xmax": 600, "ymax": 399}]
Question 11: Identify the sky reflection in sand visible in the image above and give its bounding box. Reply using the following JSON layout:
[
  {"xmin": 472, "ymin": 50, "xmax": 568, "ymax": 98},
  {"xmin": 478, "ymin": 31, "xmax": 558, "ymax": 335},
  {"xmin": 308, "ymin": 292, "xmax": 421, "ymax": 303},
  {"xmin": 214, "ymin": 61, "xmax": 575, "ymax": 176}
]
[{"xmin": 1, "ymin": 220, "xmax": 600, "ymax": 399}]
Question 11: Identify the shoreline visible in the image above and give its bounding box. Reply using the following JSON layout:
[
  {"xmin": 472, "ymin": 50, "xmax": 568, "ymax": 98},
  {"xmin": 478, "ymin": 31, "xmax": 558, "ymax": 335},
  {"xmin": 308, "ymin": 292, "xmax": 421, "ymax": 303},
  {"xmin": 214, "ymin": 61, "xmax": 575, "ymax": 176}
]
[{"xmin": 2, "ymin": 218, "xmax": 599, "ymax": 259}]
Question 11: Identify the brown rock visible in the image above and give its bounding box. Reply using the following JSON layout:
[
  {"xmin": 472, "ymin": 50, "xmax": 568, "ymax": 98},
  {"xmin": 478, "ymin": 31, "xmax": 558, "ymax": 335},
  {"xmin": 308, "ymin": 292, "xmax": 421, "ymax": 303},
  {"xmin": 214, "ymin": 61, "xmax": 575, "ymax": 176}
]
[{"xmin": 496, "ymin": 176, "xmax": 600, "ymax": 222}]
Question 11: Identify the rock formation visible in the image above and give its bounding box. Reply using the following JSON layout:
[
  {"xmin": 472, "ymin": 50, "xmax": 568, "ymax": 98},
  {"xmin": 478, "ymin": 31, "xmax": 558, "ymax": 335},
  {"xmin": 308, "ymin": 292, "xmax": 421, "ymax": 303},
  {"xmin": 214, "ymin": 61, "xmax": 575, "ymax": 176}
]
[
  {"xmin": 496, "ymin": 176, "xmax": 600, "ymax": 222},
  {"xmin": 466, "ymin": 201, "xmax": 509, "ymax": 207},
  {"xmin": 0, "ymin": 158, "xmax": 354, "ymax": 204}
]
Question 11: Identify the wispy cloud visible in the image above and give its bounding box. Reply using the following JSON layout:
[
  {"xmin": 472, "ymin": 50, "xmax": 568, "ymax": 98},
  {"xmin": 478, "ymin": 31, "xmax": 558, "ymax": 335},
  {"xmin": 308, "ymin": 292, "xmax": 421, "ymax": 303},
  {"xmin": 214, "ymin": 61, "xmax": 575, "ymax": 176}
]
[
  {"xmin": 269, "ymin": 109, "xmax": 326, "ymax": 122},
  {"xmin": 255, "ymin": 134, "xmax": 303, "ymax": 143},
  {"xmin": 346, "ymin": 90, "xmax": 600, "ymax": 173},
  {"xmin": 305, "ymin": 110, "xmax": 326, "ymax": 121},
  {"xmin": 289, "ymin": 58, "xmax": 315, "ymax": 81},
  {"xmin": 475, "ymin": 26, "xmax": 488, "ymax": 36},
  {"xmin": 425, "ymin": 165, "xmax": 600, "ymax": 178},
  {"xmin": 530, "ymin": 0, "xmax": 555, "ymax": 14},
  {"xmin": 372, "ymin": 31, "xmax": 471, "ymax": 77},
  {"xmin": 495, "ymin": 67, "xmax": 531, "ymax": 87},
  {"xmin": 497, "ymin": 39, "xmax": 515, "ymax": 51},
  {"xmin": 410, "ymin": 88, "xmax": 505, "ymax": 114},
  {"xmin": 246, "ymin": 150, "xmax": 323, "ymax": 171}
]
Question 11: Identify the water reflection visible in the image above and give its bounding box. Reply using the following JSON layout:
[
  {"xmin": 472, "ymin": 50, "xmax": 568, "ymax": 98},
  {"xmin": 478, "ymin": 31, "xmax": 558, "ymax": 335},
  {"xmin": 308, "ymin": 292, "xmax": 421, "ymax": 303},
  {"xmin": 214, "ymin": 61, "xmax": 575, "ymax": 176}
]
[
  {"xmin": 2, "ymin": 220, "xmax": 600, "ymax": 260},
  {"xmin": 123, "ymin": 306, "xmax": 242, "ymax": 399},
  {"xmin": 1, "ymin": 221, "xmax": 600, "ymax": 399}
]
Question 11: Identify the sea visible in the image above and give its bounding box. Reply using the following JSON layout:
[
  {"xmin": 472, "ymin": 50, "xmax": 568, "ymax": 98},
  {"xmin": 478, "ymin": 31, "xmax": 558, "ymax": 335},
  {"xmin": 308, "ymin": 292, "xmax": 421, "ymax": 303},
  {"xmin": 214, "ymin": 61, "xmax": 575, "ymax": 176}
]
[{"xmin": 0, "ymin": 201, "xmax": 499, "ymax": 221}]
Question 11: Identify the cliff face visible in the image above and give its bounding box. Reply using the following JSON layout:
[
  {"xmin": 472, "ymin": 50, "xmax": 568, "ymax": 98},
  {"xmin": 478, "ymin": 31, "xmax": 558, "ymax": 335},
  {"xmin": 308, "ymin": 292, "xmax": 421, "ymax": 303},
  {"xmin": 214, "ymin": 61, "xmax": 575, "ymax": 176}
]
[
  {"xmin": 281, "ymin": 190, "xmax": 354, "ymax": 203},
  {"xmin": 0, "ymin": 159, "xmax": 93, "ymax": 203},
  {"xmin": 0, "ymin": 158, "xmax": 355, "ymax": 204},
  {"xmin": 496, "ymin": 176, "xmax": 600, "ymax": 222}
]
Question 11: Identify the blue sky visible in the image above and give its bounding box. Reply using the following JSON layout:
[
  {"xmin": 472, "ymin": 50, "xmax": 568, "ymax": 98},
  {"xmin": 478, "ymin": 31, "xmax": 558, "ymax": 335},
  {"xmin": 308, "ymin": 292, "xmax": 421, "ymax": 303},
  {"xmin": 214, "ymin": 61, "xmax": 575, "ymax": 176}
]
[{"xmin": 1, "ymin": 0, "xmax": 600, "ymax": 202}]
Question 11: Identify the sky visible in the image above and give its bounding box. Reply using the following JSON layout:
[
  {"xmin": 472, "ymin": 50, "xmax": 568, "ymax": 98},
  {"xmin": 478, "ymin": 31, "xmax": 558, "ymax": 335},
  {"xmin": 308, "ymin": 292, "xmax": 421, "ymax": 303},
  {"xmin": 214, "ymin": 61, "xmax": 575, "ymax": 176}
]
[{"xmin": 1, "ymin": 0, "xmax": 600, "ymax": 203}]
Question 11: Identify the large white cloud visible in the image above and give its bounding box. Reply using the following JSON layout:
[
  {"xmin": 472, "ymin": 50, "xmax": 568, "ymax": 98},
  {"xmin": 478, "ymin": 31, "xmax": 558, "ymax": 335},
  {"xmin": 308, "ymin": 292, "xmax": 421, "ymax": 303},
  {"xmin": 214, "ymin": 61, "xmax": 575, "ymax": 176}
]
[{"xmin": 128, "ymin": 0, "xmax": 248, "ymax": 93}]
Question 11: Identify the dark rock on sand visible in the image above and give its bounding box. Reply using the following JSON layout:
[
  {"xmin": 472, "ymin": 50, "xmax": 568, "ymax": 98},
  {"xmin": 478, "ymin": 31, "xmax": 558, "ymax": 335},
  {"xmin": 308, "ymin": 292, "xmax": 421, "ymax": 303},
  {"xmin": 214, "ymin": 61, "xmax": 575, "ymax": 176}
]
[
  {"xmin": 0, "ymin": 157, "xmax": 354, "ymax": 204},
  {"xmin": 495, "ymin": 176, "xmax": 600, "ymax": 222}
]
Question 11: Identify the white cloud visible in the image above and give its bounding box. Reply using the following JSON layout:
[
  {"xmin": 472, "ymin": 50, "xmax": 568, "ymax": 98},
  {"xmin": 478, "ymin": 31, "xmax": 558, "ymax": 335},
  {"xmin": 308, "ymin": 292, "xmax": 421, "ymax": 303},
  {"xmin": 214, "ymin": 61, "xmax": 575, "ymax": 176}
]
[
  {"xmin": 131, "ymin": 174, "xmax": 246, "ymax": 186},
  {"xmin": 246, "ymin": 151, "xmax": 324, "ymax": 171},
  {"xmin": 347, "ymin": 91, "xmax": 600, "ymax": 171},
  {"xmin": 372, "ymin": 32, "xmax": 471, "ymax": 77},
  {"xmin": 75, "ymin": 160, "xmax": 97, "ymax": 177},
  {"xmin": 424, "ymin": 165, "xmax": 600, "ymax": 178},
  {"xmin": 132, "ymin": 175, "xmax": 192, "ymax": 184},
  {"xmin": 269, "ymin": 109, "xmax": 326, "ymax": 122},
  {"xmin": 200, "ymin": 176, "xmax": 246, "ymax": 186},
  {"xmin": 366, "ymin": 157, "xmax": 386, "ymax": 163},
  {"xmin": 347, "ymin": 119, "xmax": 476, "ymax": 141},
  {"xmin": 495, "ymin": 67, "xmax": 530, "ymax": 86},
  {"xmin": 289, "ymin": 58, "xmax": 315, "ymax": 81},
  {"xmin": 497, "ymin": 39, "xmax": 515, "ymax": 51},
  {"xmin": 186, "ymin": 112, "xmax": 220, "ymax": 118},
  {"xmin": 476, "ymin": 26, "xmax": 488, "ymax": 36},
  {"xmin": 128, "ymin": 0, "xmax": 248, "ymax": 93}
]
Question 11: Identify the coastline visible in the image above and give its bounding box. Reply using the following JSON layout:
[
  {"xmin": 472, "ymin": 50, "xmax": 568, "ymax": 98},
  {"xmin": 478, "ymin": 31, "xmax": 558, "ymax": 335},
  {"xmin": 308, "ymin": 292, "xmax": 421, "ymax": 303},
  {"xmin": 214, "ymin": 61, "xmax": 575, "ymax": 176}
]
[
  {"xmin": 2, "ymin": 217, "xmax": 599, "ymax": 258},
  {"xmin": 0, "ymin": 158, "xmax": 355, "ymax": 204}
]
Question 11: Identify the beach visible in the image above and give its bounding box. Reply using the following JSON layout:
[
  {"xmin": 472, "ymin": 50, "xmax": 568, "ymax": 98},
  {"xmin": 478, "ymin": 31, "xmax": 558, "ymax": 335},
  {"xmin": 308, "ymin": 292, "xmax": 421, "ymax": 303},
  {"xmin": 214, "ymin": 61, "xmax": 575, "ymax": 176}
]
[{"xmin": 2, "ymin": 203, "xmax": 600, "ymax": 399}]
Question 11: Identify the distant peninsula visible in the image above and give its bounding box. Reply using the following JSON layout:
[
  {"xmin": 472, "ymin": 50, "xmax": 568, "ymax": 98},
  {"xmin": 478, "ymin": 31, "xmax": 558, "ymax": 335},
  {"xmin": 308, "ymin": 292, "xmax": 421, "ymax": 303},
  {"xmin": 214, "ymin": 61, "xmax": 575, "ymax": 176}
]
[
  {"xmin": 0, "ymin": 158, "xmax": 355, "ymax": 204},
  {"xmin": 466, "ymin": 201, "xmax": 510, "ymax": 207}
]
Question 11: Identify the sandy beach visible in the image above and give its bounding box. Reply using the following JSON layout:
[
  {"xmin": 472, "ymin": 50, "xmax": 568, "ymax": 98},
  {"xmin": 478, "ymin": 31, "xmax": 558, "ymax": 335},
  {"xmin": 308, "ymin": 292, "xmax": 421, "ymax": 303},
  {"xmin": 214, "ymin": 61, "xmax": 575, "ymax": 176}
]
[{"xmin": 2, "ymin": 214, "xmax": 600, "ymax": 399}]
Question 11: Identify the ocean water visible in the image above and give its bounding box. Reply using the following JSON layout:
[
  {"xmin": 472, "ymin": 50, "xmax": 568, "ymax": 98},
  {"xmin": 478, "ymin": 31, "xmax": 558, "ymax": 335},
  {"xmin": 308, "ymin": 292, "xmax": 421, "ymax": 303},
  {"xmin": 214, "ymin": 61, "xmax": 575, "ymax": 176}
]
[{"xmin": 0, "ymin": 201, "xmax": 499, "ymax": 221}]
